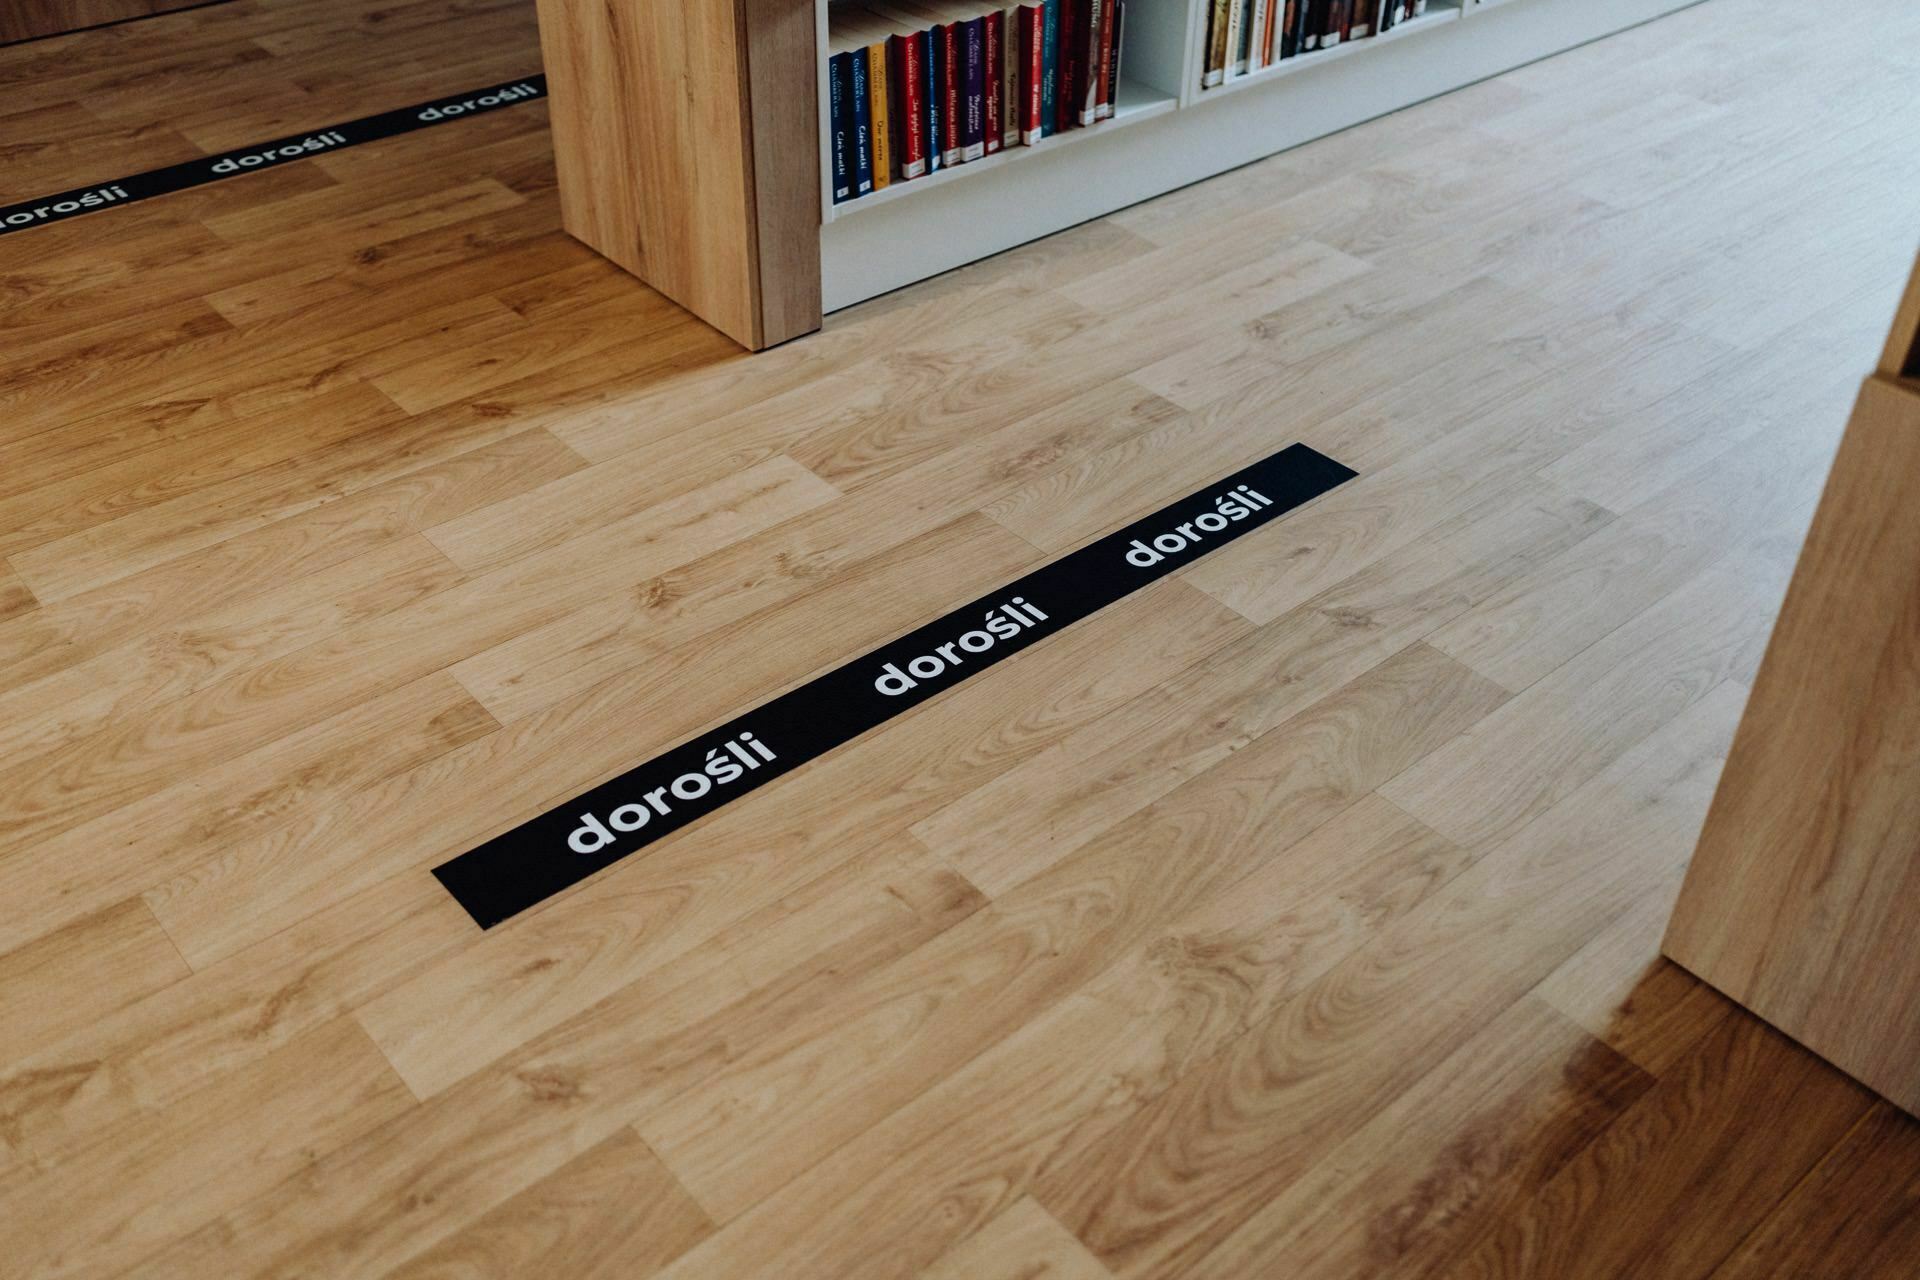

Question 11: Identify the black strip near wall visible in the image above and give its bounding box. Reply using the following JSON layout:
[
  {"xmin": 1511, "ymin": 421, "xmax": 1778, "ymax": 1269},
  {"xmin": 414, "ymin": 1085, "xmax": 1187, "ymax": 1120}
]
[
  {"xmin": 433, "ymin": 443, "xmax": 1358, "ymax": 929},
  {"xmin": 0, "ymin": 74, "xmax": 547, "ymax": 238}
]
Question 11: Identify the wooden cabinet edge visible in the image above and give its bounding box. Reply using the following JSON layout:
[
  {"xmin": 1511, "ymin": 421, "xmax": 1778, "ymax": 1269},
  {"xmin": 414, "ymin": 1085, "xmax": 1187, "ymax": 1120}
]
[{"xmin": 535, "ymin": 0, "xmax": 822, "ymax": 351}]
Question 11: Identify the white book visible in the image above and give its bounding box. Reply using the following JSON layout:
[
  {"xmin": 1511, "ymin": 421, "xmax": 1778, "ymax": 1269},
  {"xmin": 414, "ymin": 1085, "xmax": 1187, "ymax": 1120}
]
[{"xmin": 1225, "ymin": 0, "xmax": 1246, "ymax": 76}]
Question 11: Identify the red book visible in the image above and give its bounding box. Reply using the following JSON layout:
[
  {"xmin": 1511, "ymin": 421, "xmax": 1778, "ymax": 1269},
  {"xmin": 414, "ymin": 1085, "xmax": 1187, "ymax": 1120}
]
[
  {"xmin": 1095, "ymin": 0, "xmax": 1115, "ymax": 119},
  {"xmin": 893, "ymin": 34, "xmax": 927, "ymax": 179},
  {"xmin": 940, "ymin": 22, "xmax": 961, "ymax": 166},
  {"xmin": 983, "ymin": 10, "xmax": 1003, "ymax": 154},
  {"xmin": 1021, "ymin": 4, "xmax": 1044, "ymax": 144}
]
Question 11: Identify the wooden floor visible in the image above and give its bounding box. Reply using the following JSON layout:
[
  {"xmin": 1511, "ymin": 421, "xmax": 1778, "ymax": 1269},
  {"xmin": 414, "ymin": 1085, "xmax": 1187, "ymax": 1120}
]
[{"xmin": 3, "ymin": 1, "xmax": 1920, "ymax": 1275}]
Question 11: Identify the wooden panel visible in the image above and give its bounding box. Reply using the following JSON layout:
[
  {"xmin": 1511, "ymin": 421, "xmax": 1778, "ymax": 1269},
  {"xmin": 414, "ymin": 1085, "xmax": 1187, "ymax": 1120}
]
[
  {"xmin": 1877, "ymin": 251, "xmax": 1920, "ymax": 380},
  {"xmin": 0, "ymin": 0, "xmax": 219, "ymax": 45},
  {"xmin": 533, "ymin": 0, "xmax": 820, "ymax": 349},
  {"xmin": 1664, "ymin": 374, "xmax": 1920, "ymax": 1115}
]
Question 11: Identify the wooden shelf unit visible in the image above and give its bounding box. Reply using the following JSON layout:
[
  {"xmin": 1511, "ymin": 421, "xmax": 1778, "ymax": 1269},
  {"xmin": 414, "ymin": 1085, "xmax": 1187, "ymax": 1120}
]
[
  {"xmin": 535, "ymin": 0, "xmax": 1706, "ymax": 347},
  {"xmin": 1663, "ymin": 252, "xmax": 1920, "ymax": 1118}
]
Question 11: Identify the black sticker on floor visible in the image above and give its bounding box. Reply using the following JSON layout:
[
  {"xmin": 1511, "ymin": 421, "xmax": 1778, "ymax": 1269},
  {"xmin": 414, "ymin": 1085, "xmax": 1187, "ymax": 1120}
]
[
  {"xmin": 433, "ymin": 443, "xmax": 1358, "ymax": 928},
  {"xmin": 0, "ymin": 74, "xmax": 546, "ymax": 239}
]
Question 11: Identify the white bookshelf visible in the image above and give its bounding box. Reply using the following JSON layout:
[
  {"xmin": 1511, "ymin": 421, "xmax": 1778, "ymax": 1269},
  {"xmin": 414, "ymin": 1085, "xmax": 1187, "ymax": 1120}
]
[{"xmin": 818, "ymin": 0, "xmax": 1704, "ymax": 312}]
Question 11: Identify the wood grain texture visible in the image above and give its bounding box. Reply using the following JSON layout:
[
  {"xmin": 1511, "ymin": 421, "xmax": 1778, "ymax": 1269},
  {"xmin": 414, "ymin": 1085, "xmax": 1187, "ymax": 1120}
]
[
  {"xmin": 4, "ymin": 0, "xmax": 1920, "ymax": 1273},
  {"xmin": 1664, "ymin": 374, "xmax": 1920, "ymax": 1115},
  {"xmin": 533, "ymin": 0, "xmax": 820, "ymax": 348},
  {"xmin": 0, "ymin": 0, "xmax": 222, "ymax": 45}
]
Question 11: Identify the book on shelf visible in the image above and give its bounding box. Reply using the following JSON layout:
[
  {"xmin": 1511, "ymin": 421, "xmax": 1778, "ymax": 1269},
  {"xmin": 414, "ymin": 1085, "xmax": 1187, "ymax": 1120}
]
[
  {"xmin": 983, "ymin": 9, "xmax": 1004, "ymax": 154},
  {"xmin": 828, "ymin": 0, "xmax": 1128, "ymax": 207},
  {"xmin": 868, "ymin": 37, "xmax": 892, "ymax": 190},
  {"xmin": 1039, "ymin": 0, "xmax": 1059, "ymax": 136},
  {"xmin": 849, "ymin": 46, "xmax": 874, "ymax": 196},
  {"xmin": 828, "ymin": 53, "xmax": 851, "ymax": 203}
]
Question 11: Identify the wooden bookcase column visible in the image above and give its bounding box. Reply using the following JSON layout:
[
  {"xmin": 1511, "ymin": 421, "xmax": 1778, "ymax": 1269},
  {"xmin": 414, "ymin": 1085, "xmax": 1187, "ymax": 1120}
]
[
  {"xmin": 1664, "ymin": 250, "xmax": 1920, "ymax": 1117},
  {"xmin": 533, "ymin": 0, "xmax": 824, "ymax": 350}
]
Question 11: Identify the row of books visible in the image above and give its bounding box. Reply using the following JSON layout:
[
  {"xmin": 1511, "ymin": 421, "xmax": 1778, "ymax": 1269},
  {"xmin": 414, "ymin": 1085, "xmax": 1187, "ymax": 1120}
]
[
  {"xmin": 828, "ymin": 0, "xmax": 1127, "ymax": 205},
  {"xmin": 1204, "ymin": 0, "xmax": 1431, "ymax": 86}
]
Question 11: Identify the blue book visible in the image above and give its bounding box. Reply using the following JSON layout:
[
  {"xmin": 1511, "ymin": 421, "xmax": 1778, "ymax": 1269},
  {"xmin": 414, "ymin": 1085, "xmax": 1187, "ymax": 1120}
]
[
  {"xmin": 1040, "ymin": 0, "xmax": 1060, "ymax": 139},
  {"xmin": 849, "ymin": 46, "xmax": 874, "ymax": 197},
  {"xmin": 923, "ymin": 27, "xmax": 941, "ymax": 172},
  {"xmin": 829, "ymin": 52, "xmax": 852, "ymax": 203},
  {"xmin": 961, "ymin": 17, "xmax": 986, "ymax": 160}
]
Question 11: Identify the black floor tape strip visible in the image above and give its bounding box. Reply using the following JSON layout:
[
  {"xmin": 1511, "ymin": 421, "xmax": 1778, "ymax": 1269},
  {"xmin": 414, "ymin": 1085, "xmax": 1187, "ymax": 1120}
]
[
  {"xmin": 433, "ymin": 443, "xmax": 1359, "ymax": 929},
  {"xmin": 0, "ymin": 73, "xmax": 546, "ymax": 239}
]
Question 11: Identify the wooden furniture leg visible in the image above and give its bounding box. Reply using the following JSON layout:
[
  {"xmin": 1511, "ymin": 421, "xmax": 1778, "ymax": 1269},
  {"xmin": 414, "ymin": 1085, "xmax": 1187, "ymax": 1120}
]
[
  {"xmin": 532, "ymin": 0, "xmax": 822, "ymax": 350},
  {"xmin": 1664, "ymin": 250, "xmax": 1920, "ymax": 1115}
]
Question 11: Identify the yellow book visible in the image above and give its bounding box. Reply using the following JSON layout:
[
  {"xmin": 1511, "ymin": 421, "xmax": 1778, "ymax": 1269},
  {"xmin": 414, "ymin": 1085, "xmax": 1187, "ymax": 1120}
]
[{"xmin": 867, "ymin": 39, "xmax": 892, "ymax": 190}]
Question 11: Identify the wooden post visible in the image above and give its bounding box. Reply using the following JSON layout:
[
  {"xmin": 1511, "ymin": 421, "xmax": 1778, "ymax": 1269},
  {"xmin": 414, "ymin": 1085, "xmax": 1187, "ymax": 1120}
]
[
  {"xmin": 1663, "ymin": 251, "xmax": 1920, "ymax": 1116},
  {"xmin": 533, "ymin": 0, "xmax": 822, "ymax": 350}
]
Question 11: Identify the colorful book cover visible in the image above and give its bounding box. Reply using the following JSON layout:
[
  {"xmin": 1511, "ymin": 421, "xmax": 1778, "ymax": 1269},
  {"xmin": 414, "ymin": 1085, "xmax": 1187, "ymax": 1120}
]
[
  {"xmin": 849, "ymin": 45, "xmax": 874, "ymax": 196},
  {"xmin": 1000, "ymin": 7, "xmax": 1020, "ymax": 146},
  {"xmin": 1205, "ymin": 0, "xmax": 1229, "ymax": 85},
  {"xmin": 867, "ymin": 39, "xmax": 892, "ymax": 189},
  {"xmin": 961, "ymin": 16, "xmax": 985, "ymax": 160},
  {"xmin": 1020, "ymin": 5, "xmax": 1043, "ymax": 143},
  {"xmin": 923, "ymin": 27, "xmax": 942, "ymax": 171},
  {"xmin": 1079, "ymin": 0, "xmax": 1102, "ymax": 124},
  {"xmin": 828, "ymin": 52, "xmax": 851, "ymax": 203},
  {"xmin": 1055, "ymin": 0, "xmax": 1078, "ymax": 132},
  {"xmin": 983, "ymin": 10, "xmax": 1003, "ymax": 155},
  {"xmin": 1095, "ymin": 0, "xmax": 1115, "ymax": 118},
  {"xmin": 893, "ymin": 33, "xmax": 926, "ymax": 179},
  {"xmin": 1040, "ymin": 0, "xmax": 1059, "ymax": 137},
  {"xmin": 940, "ymin": 21, "xmax": 961, "ymax": 166}
]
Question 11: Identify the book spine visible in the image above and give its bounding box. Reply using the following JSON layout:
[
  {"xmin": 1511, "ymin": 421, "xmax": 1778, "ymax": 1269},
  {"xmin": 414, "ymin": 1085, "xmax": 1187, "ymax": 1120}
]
[
  {"xmin": 850, "ymin": 46, "xmax": 874, "ymax": 196},
  {"xmin": 922, "ymin": 28, "xmax": 942, "ymax": 171},
  {"xmin": 1055, "ymin": 0, "xmax": 1078, "ymax": 132},
  {"xmin": 1224, "ymin": 0, "xmax": 1245, "ymax": 76},
  {"xmin": 1205, "ymin": 0, "xmax": 1228, "ymax": 86},
  {"xmin": 1000, "ymin": 8, "xmax": 1020, "ymax": 147},
  {"xmin": 1040, "ymin": 0, "xmax": 1059, "ymax": 137},
  {"xmin": 1079, "ymin": 0, "xmax": 1102, "ymax": 124},
  {"xmin": 1303, "ymin": 0, "xmax": 1323, "ymax": 50},
  {"xmin": 829, "ymin": 52, "xmax": 851, "ymax": 203},
  {"xmin": 897, "ymin": 35, "xmax": 926, "ymax": 179},
  {"xmin": 1349, "ymin": 0, "xmax": 1370, "ymax": 37},
  {"xmin": 1320, "ymin": 0, "xmax": 1341, "ymax": 49},
  {"xmin": 1280, "ymin": 0, "xmax": 1297, "ymax": 57},
  {"xmin": 1022, "ymin": 5, "xmax": 1044, "ymax": 143},
  {"xmin": 1105, "ymin": 0, "xmax": 1121, "ymax": 111},
  {"xmin": 1249, "ymin": 0, "xmax": 1267, "ymax": 72},
  {"xmin": 1096, "ymin": 0, "xmax": 1116, "ymax": 117},
  {"xmin": 940, "ymin": 23, "xmax": 961, "ymax": 166},
  {"xmin": 990, "ymin": 11, "xmax": 1006, "ymax": 153},
  {"xmin": 867, "ymin": 40, "xmax": 891, "ymax": 190},
  {"xmin": 961, "ymin": 17, "xmax": 985, "ymax": 160}
]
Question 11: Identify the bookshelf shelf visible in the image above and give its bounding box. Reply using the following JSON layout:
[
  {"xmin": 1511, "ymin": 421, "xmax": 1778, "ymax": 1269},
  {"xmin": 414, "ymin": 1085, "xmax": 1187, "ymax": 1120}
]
[
  {"xmin": 533, "ymin": 0, "xmax": 1708, "ymax": 347},
  {"xmin": 1193, "ymin": 1, "xmax": 1463, "ymax": 102}
]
